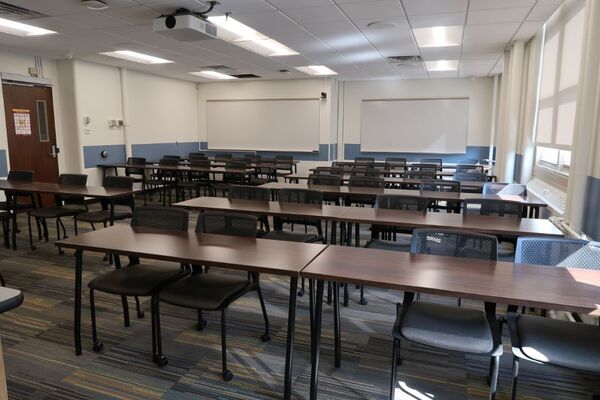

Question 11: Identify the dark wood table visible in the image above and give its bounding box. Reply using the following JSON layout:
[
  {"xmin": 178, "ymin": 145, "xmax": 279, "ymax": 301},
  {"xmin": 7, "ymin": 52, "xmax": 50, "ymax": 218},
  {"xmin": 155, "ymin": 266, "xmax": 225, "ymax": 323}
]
[
  {"xmin": 0, "ymin": 180, "xmax": 137, "ymax": 249},
  {"xmin": 302, "ymin": 245, "xmax": 600, "ymax": 399},
  {"xmin": 259, "ymin": 182, "xmax": 547, "ymax": 217},
  {"xmin": 97, "ymin": 163, "xmax": 254, "ymax": 181},
  {"xmin": 0, "ymin": 286, "xmax": 23, "ymax": 398},
  {"xmin": 56, "ymin": 225, "xmax": 327, "ymax": 400},
  {"xmin": 307, "ymin": 168, "xmax": 456, "ymax": 178}
]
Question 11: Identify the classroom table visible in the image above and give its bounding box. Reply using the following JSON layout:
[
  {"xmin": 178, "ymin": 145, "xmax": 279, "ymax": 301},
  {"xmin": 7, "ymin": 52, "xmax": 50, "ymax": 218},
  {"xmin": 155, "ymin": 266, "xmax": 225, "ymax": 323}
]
[
  {"xmin": 0, "ymin": 286, "xmax": 24, "ymax": 399},
  {"xmin": 307, "ymin": 168, "xmax": 457, "ymax": 178},
  {"xmin": 0, "ymin": 180, "xmax": 138, "ymax": 250},
  {"xmin": 259, "ymin": 182, "xmax": 548, "ymax": 218},
  {"xmin": 56, "ymin": 225, "xmax": 327, "ymax": 400},
  {"xmin": 330, "ymin": 161, "xmax": 489, "ymax": 170},
  {"xmin": 97, "ymin": 163, "xmax": 255, "ymax": 181},
  {"xmin": 285, "ymin": 173, "xmax": 487, "ymax": 190},
  {"xmin": 302, "ymin": 245, "xmax": 600, "ymax": 399}
]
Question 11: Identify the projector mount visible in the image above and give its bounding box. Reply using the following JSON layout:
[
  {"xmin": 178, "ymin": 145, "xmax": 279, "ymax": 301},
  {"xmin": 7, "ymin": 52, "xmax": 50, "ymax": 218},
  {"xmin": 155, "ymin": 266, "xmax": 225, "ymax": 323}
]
[{"xmin": 165, "ymin": 1, "xmax": 219, "ymax": 20}]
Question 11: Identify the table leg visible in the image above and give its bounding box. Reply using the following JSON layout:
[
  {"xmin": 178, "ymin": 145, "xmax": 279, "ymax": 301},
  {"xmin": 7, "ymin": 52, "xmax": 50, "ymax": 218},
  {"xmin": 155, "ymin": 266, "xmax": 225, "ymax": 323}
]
[
  {"xmin": 330, "ymin": 221, "xmax": 337, "ymax": 245},
  {"xmin": 333, "ymin": 282, "xmax": 341, "ymax": 368},
  {"xmin": 284, "ymin": 276, "xmax": 298, "ymax": 400},
  {"xmin": 310, "ymin": 280, "xmax": 325, "ymax": 400},
  {"xmin": 9, "ymin": 195, "xmax": 17, "ymax": 251},
  {"xmin": 109, "ymin": 200, "xmax": 115, "ymax": 226},
  {"xmin": 74, "ymin": 249, "xmax": 83, "ymax": 355}
]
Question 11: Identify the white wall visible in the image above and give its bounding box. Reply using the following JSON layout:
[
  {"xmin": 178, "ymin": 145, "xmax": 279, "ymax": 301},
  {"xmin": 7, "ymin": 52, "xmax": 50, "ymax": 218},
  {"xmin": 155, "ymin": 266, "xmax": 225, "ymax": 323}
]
[{"xmin": 341, "ymin": 77, "xmax": 495, "ymax": 152}]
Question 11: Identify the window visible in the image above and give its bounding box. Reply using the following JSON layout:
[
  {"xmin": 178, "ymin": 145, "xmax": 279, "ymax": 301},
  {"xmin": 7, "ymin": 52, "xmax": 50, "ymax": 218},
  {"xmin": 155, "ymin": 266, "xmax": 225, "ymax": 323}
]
[
  {"xmin": 36, "ymin": 100, "xmax": 49, "ymax": 142},
  {"xmin": 534, "ymin": 2, "xmax": 585, "ymax": 177}
]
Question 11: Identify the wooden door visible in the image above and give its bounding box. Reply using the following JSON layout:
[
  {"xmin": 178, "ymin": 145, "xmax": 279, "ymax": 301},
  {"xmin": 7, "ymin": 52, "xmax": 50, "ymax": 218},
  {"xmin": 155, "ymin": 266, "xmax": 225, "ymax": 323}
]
[{"xmin": 2, "ymin": 83, "xmax": 60, "ymax": 185}]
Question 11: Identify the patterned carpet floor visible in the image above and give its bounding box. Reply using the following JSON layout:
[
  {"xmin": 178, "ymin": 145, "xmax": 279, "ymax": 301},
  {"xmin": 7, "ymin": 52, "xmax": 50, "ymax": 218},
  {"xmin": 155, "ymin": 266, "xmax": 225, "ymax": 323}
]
[{"xmin": 0, "ymin": 200, "xmax": 598, "ymax": 399}]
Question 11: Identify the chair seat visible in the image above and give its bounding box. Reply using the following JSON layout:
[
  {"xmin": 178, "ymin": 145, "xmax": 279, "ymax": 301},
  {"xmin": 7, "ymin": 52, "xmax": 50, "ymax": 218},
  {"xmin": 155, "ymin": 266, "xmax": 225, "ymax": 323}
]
[
  {"xmin": 262, "ymin": 230, "xmax": 323, "ymax": 243},
  {"xmin": 76, "ymin": 210, "xmax": 132, "ymax": 223},
  {"xmin": 397, "ymin": 302, "xmax": 500, "ymax": 355},
  {"xmin": 0, "ymin": 287, "xmax": 24, "ymax": 314},
  {"xmin": 89, "ymin": 264, "xmax": 182, "ymax": 296},
  {"xmin": 0, "ymin": 201, "xmax": 33, "ymax": 211},
  {"xmin": 159, "ymin": 273, "xmax": 251, "ymax": 310},
  {"xmin": 29, "ymin": 206, "xmax": 86, "ymax": 218},
  {"xmin": 365, "ymin": 237, "xmax": 411, "ymax": 252},
  {"xmin": 510, "ymin": 314, "xmax": 600, "ymax": 373}
]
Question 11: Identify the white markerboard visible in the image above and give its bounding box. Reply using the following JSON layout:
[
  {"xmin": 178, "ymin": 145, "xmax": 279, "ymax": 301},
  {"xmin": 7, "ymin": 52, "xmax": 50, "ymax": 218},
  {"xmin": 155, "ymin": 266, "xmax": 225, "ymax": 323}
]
[
  {"xmin": 206, "ymin": 99, "xmax": 320, "ymax": 152},
  {"xmin": 360, "ymin": 98, "xmax": 469, "ymax": 153}
]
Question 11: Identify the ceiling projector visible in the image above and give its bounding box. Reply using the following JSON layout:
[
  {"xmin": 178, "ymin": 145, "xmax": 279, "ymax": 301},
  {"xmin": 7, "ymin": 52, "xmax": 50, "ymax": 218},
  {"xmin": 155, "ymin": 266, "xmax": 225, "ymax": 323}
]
[{"xmin": 153, "ymin": 8, "xmax": 217, "ymax": 41}]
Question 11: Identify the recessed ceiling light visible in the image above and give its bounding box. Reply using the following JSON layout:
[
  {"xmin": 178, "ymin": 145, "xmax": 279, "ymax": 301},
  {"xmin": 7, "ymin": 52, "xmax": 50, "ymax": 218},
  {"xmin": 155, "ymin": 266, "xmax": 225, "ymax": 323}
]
[
  {"xmin": 81, "ymin": 0, "xmax": 108, "ymax": 11},
  {"xmin": 295, "ymin": 65, "xmax": 338, "ymax": 76},
  {"xmin": 366, "ymin": 21, "xmax": 397, "ymax": 30},
  {"xmin": 425, "ymin": 60, "xmax": 459, "ymax": 72},
  {"xmin": 207, "ymin": 15, "xmax": 298, "ymax": 57},
  {"xmin": 190, "ymin": 71, "xmax": 238, "ymax": 80},
  {"xmin": 100, "ymin": 50, "xmax": 173, "ymax": 64},
  {"xmin": 413, "ymin": 26, "xmax": 463, "ymax": 48},
  {"xmin": 0, "ymin": 17, "xmax": 56, "ymax": 37}
]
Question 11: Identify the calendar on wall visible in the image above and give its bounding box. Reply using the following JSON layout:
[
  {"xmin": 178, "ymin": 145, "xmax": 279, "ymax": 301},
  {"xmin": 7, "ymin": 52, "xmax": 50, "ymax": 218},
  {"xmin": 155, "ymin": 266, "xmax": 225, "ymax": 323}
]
[{"xmin": 13, "ymin": 108, "xmax": 32, "ymax": 136}]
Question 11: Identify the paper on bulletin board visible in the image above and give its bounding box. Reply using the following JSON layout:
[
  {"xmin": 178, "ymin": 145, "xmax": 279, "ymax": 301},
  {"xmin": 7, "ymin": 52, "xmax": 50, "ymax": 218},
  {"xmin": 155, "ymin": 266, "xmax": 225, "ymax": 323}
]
[{"xmin": 13, "ymin": 108, "xmax": 32, "ymax": 136}]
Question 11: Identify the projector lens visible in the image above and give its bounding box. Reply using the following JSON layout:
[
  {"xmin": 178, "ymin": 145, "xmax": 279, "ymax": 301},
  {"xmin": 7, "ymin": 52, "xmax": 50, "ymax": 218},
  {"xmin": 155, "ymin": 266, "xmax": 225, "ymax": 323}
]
[{"xmin": 165, "ymin": 16, "xmax": 176, "ymax": 29}]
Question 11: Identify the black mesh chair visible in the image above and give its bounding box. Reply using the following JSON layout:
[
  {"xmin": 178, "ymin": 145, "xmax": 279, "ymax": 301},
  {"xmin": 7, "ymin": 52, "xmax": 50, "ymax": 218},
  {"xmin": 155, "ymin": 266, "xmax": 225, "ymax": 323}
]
[
  {"xmin": 456, "ymin": 164, "xmax": 484, "ymax": 173},
  {"xmin": 274, "ymin": 155, "xmax": 294, "ymax": 175},
  {"xmin": 351, "ymin": 167, "xmax": 380, "ymax": 177},
  {"xmin": 27, "ymin": 174, "xmax": 88, "ymax": 252},
  {"xmin": 153, "ymin": 212, "xmax": 270, "ymax": 380},
  {"xmin": 390, "ymin": 230, "xmax": 502, "ymax": 400},
  {"xmin": 74, "ymin": 176, "xmax": 135, "ymax": 233},
  {"xmin": 144, "ymin": 158, "xmax": 180, "ymax": 205},
  {"xmin": 1, "ymin": 170, "xmax": 37, "ymax": 250},
  {"xmin": 458, "ymin": 158, "xmax": 479, "ymax": 164},
  {"xmin": 227, "ymin": 185, "xmax": 271, "ymax": 231},
  {"xmin": 420, "ymin": 179, "xmax": 461, "ymax": 213},
  {"xmin": 244, "ymin": 154, "xmax": 261, "ymax": 164},
  {"xmin": 420, "ymin": 158, "xmax": 442, "ymax": 167},
  {"xmin": 213, "ymin": 161, "xmax": 248, "ymax": 196},
  {"xmin": 88, "ymin": 207, "xmax": 189, "ymax": 357},
  {"xmin": 508, "ymin": 237, "xmax": 600, "ymax": 399},
  {"xmin": 385, "ymin": 157, "xmax": 406, "ymax": 167},
  {"xmin": 346, "ymin": 176, "xmax": 384, "ymax": 207},
  {"xmin": 215, "ymin": 153, "xmax": 233, "ymax": 162},
  {"xmin": 308, "ymin": 173, "xmax": 342, "ymax": 198},
  {"xmin": 125, "ymin": 157, "xmax": 146, "ymax": 186},
  {"xmin": 162, "ymin": 155, "xmax": 181, "ymax": 161},
  {"xmin": 314, "ymin": 167, "xmax": 343, "ymax": 176},
  {"xmin": 454, "ymin": 171, "xmax": 487, "ymax": 182},
  {"xmin": 188, "ymin": 152, "xmax": 205, "ymax": 159},
  {"xmin": 409, "ymin": 163, "xmax": 439, "ymax": 173},
  {"xmin": 366, "ymin": 195, "xmax": 427, "ymax": 252},
  {"xmin": 355, "ymin": 157, "xmax": 374, "ymax": 164},
  {"xmin": 177, "ymin": 159, "xmax": 213, "ymax": 198}
]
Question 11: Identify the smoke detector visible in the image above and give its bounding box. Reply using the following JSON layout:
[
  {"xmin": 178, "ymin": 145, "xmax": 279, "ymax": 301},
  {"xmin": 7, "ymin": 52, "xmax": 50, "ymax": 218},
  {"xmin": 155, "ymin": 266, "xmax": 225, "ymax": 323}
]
[{"xmin": 81, "ymin": 0, "xmax": 108, "ymax": 11}]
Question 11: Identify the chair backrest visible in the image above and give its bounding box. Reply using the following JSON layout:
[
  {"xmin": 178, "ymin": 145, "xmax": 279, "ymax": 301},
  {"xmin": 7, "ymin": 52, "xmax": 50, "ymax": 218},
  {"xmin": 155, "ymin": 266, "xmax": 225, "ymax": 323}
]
[
  {"xmin": 215, "ymin": 153, "xmax": 233, "ymax": 161},
  {"xmin": 275, "ymin": 154, "xmax": 293, "ymax": 162},
  {"xmin": 385, "ymin": 157, "xmax": 407, "ymax": 167},
  {"xmin": 458, "ymin": 158, "xmax": 479, "ymax": 165},
  {"xmin": 159, "ymin": 158, "xmax": 180, "ymax": 166},
  {"xmin": 351, "ymin": 167, "xmax": 380, "ymax": 177},
  {"xmin": 348, "ymin": 176, "xmax": 385, "ymax": 189},
  {"xmin": 131, "ymin": 206, "xmax": 189, "ymax": 231},
  {"xmin": 7, "ymin": 170, "xmax": 33, "ymax": 181},
  {"xmin": 419, "ymin": 179, "xmax": 461, "ymax": 193},
  {"xmin": 453, "ymin": 171, "xmax": 487, "ymax": 182},
  {"xmin": 228, "ymin": 185, "xmax": 271, "ymax": 201},
  {"xmin": 57, "ymin": 174, "xmax": 88, "ymax": 206},
  {"xmin": 404, "ymin": 171, "xmax": 436, "ymax": 180},
  {"xmin": 411, "ymin": 229, "xmax": 498, "ymax": 261},
  {"xmin": 308, "ymin": 174, "xmax": 341, "ymax": 187},
  {"xmin": 355, "ymin": 157, "xmax": 374, "ymax": 163},
  {"xmin": 104, "ymin": 176, "xmax": 134, "ymax": 189},
  {"xmin": 196, "ymin": 212, "xmax": 258, "ymax": 237},
  {"xmin": 420, "ymin": 158, "xmax": 442, "ymax": 166},
  {"xmin": 244, "ymin": 154, "xmax": 261, "ymax": 163},
  {"xmin": 225, "ymin": 161, "xmax": 248, "ymax": 170},
  {"xmin": 332, "ymin": 161, "xmax": 346, "ymax": 169},
  {"xmin": 190, "ymin": 159, "xmax": 211, "ymax": 168},
  {"xmin": 314, "ymin": 167, "xmax": 343, "ymax": 176},
  {"xmin": 279, "ymin": 188, "xmax": 323, "ymax": 204},
  {"xmin": 463, "ymin": 198, "xmax": 523, "ymax": 217},
  {"xmin": 375, "ymin": 194, "xmax": 427, "ymax": 211},
  {"xmin": 163, "ymin": 155, "xmax": 181, "ymax": 161},
  {"xmin": 188, "ymin": 152, "xmax": 205, "ymax": 159},
  {"xmin": 455, "ymin": 164, "xmax": 484, "ymax": 173},
  {"xmin": 126, "ymin": 157, "xmax": 146, "ymax": 176},
  {"xmin": 410, "ymin": 163, "xmax": 438, "ymax": 173},
  {"xmin": 515, "ymin": 237, "xmax": 600, "ymax": 270}
]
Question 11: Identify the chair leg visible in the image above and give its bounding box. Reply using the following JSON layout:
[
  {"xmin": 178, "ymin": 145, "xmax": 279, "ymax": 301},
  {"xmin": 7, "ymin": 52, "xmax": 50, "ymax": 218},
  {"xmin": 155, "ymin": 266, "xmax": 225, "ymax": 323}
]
[
  {"xmin": 221, "ymin": 308, "xmax": 233, "ymax": 381},
  {"xmin": 89, "ymin": 289, "xmax": 103, "ymax": 352},
  {"xmin": 27, "ymin": 214, "xmax": 35, "ymax": 250},
  {"xmin": 256, "ymin": 280, "xmax": 271, "ymax": 342},
  {"xmin": 390, "ymin": 338, "xmax": 400, "ymax": 400},
  {"xmin": 343, "ymin": 283, "xmax": 349, "ymax": 307},
  {"xmin": 197, "ymin": 309, "xmax": 207, "ymax": 331},
  {"xmin": 359, "ymin": 285, "xmax": 367, "ymax": 305},
  {"xmin": 3, "ymin": 218, "xmax": 9, "ymax": 249},
  {"xmin": 74, "ymin": 218, "xmax": 79, "ymax": 236},
  {"xmin": 58, "ymin": 218, "xmax": 67, "ymax": 239},
  {"xmin": 489, "ymin": 355, "xmax": 500, "ymax": 400},
  {"xmin": 298, "ymin": 277, "xmax": 305, "ymax": 297},
  {"xmin": 0, "ymin": 273, "xmax": 5, "ymax": 287},
  {"xmin": 121, "ymin": 296, "xmax": 130, "ymax": 327},
  {"xmin": 35, "ymin": 217, "xmax": 42, "ymax": 241},
  {"xmin": 56, "ymin": 219, "xmax": 64, "ymax": 255},
  {"xmin": 152, "ymin": 296, "xmax": 168, "ymax": 367},
  {"xmin": 41, "ymin": 218, "xmax": 49, "ymax": 241},
  {"xmin": 510, "ymin": 356, "xmax": 519, "ymax": 400},
  {"xmin": 134, "ymin": 296, "xmax": 144, "ymax": 319}
]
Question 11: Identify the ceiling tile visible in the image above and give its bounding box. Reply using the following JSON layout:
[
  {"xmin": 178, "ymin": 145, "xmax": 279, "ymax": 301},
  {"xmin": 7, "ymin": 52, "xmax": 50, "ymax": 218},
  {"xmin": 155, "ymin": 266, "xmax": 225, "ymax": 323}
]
[
  {"xmin": 284, "ymin": 5, "xmax": 349, "ymax": 24},
  {"xmin": 469, "ymin": 0, "xmax": 536, "ymax": 11},
  {"xmin": 408, "ymin": 12, "xmax": 465, "ymax": 28},
  {"xmin": 402, "ymin": 0, "xmax": 468, "ymax": 16},
  {"xmin": 467, "ymin": 7, "xmax": 532, "ymax": 25},
  {"xmin": 338, "ymin": 0, "xmax": 405, "ymax": 21}
]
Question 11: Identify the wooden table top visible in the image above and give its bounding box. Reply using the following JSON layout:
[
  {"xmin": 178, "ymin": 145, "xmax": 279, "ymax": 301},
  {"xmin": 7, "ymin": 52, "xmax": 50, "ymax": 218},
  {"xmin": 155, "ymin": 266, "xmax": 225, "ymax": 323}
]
[
  {"xmin": 307, "ymin": 168, "xmax": 456, "ymax": 177},
  {"xmin": 56, "ymin": 225, "xmax": 327, "ymax": 277},
  {"xmin": 286, "ymin": 173, "xmax": 486, "ymax": 188},
  {"xmin": 259, "ymin": 182, "xmax": 547, "ymax": 207},
  {"xmin": 301, "ymin": 246, "xmax": 600, "ymax": 316},
  {"xmin": 0, "ymin": 180, "xmax": 137, "ymax": 198},
  {"xmin": 341, "ymin": 207, "xmax": 562, "ymax": 237},
  {"xmin": 331, "ymin": 161, "xmax": 488, "ymax": 169},
  {"xmin": 175, "ymin": 197, "xmax": 348, "ymax": 221},
  {"xmin": 98, "ymin": 163, "xmax": 254, "ymax": 175}
]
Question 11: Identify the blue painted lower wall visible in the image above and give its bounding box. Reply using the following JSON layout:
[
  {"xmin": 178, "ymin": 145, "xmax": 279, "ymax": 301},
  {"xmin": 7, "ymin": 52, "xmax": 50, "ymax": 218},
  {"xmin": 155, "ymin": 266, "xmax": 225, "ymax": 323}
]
[
  {"xmin": 83, "ymin": 144, "xmax": 126, "ymax": 168},
  {"xmin": 343, "ymin": 144, "xmax": 491, "ymax": 163},
  {"xmin": 0, "ymin": 150, "xmax": 7, "ymax": 177},
  {"xmin": 583, "ymin": 176, "xmax": 600, "ymax": 240},
  {"xmin": 513, "ymin": 153, "xmax": 523, "ymax": 183}
]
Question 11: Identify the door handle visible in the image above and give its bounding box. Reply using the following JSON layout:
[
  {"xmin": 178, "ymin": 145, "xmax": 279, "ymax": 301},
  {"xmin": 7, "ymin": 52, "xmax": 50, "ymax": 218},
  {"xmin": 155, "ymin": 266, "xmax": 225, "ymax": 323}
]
[{"xmin": 49, "ymin": 145, "xmax": 60, "ymax": 158}]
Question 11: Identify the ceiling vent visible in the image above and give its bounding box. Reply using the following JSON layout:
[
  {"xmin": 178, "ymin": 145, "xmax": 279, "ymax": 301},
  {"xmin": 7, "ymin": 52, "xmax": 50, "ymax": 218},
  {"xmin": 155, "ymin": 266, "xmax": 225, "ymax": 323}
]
[
  {"xmin": 387, "ymin": 55, "xmax": 423, "ymax": 65},
  {"xmin": 201, "ymin": 65, "xmax": 233, "ymax": 71},
  {"xmin": 0, "ymin": 1, "xmax": 46, "ymax": 19},
  {"xmin": 231, "ymin": 74, "xmax": 261, "ymax": 79}
]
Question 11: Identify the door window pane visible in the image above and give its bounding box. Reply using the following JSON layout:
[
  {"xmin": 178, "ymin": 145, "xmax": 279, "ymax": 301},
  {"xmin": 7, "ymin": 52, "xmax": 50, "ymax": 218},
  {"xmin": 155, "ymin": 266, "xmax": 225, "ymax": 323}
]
[{"xmin": 36, "ymin": 100, "xmax": 49, "ymax": 142}]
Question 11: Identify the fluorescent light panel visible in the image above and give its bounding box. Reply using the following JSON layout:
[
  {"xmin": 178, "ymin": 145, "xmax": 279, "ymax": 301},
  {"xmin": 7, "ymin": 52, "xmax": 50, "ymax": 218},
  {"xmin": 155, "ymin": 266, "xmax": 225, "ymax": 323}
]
[
  {"xmin": 208, "ymin": 15, "xmax": 298, "ymax": 57},
  {"xmin": 413, "ymin": 25, "xmax": 463, "ymax": 48},
  {"xmin": 100, "ymin": 50, "xmax": 173, "ymax": 64},
  {"xmin": 190, "ymin": 71, "xmax": 238, "ymax": 80},
  {"xmin": 425, "ymin": 60, "xmax": 459, "ymax": 72},
  {"xmin": 0, "ymin": 17, "xmax": 55, "ymax": 37},
  {"xmin": 295, "ymin": 65, "xmax": 338, "ymax": 76}
]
